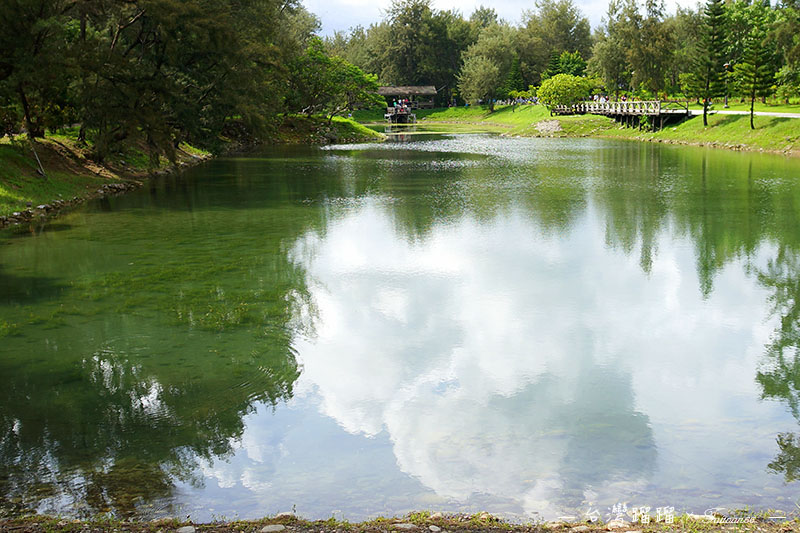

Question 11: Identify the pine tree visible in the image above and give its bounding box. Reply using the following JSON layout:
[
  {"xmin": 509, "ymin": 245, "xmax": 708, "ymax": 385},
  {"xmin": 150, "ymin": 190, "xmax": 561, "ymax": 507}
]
[
  {"xmin": 557, "ymin": 51, "xmax": 587, "ymax": 76},
  {"xmin": 502, "ymin": 56, "xmax": 526, "ymax": 97},
  {"xmin": 689, "ymin": 0, "xmax": 727, "ymax": 126},
  {"xmin": 542, "ymin": 51, "xmax": 562, "ymax": 80},
  {"xmin": 734, "ymin": 2, "xmax": 777, "ymax": 129}
]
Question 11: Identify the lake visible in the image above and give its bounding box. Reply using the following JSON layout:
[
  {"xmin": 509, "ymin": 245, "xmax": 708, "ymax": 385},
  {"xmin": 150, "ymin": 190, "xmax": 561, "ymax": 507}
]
[{"xmin": 2, "ymin": 134, "xmax": 800, "ymax": 522}]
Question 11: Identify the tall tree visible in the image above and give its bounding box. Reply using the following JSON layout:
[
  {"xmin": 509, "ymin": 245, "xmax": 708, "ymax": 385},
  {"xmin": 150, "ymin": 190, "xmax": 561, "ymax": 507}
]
[
  {"xmin": 503, "ymin": 56, "xmax": 526, "ymax": 97},
  {"xmin": 689, "ymin": 0, "xmax": 727, "ymax": 126},
  {"xmin": 588, "ymin": 0, "xmax": 632, "ymax": 97},
  {"xmin": 629, "ymin": 0, "xmax": 675, "ymax": 94},
  {"xmin": 734, "ymin": 1, "xmax": 777, "ymax": 129},
  {"xmin": 0, "ymin": 0, "xmax": 75, "ymax": 138},
  {"xmin": 664, "ymin": 7, "xmax": 703, "ymax": 94},
  {"xmin": 517, "ymin": 0, "xmax": 592, "ymax": 85},
  {"xmin": 457, "ymin": 23, "xmax": 516, "ymax": 108}
]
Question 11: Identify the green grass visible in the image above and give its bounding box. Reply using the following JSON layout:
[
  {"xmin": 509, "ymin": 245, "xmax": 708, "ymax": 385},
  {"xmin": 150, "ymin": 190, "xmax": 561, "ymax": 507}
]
[
  {"xmin": 353, "ymin": 105, "xmax": 551, "ymax": 127},
  {"xmin": 355, "ymin": 104, "xmax": 800, "ymax": 154},
  {"xmin": 0, "ymin": 141, "xmax": 109, "ymax": 215},
  {"xmin": 278, "ymin": 114, "xmax": 384, "ymax": 144},
  {"xmin": 0, "ymin": 134, "xmax": 211, "ymax": 218},
  {"xmin": 330, "ymin": 115, "xmax": 385, "ymax": 140},
  {"xmin": 687, "ymin": 99, "xmax": 800, "ymax": 114},
  {"xmin": 601, "ymin": 112, "xmax": 800, "ymax": 152}
]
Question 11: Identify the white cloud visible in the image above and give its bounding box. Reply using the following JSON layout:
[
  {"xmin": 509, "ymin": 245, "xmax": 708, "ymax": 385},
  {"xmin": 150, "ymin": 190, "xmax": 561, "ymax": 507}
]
[{"xmin": 283, "ymin": 194, "xmax": 785, "ymax": 517}]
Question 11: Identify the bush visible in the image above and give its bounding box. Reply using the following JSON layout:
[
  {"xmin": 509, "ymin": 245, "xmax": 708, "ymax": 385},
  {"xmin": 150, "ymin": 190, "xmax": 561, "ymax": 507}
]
[{"xmin": 537, "ymin": 74, "xmax": 597, "ymax": 108}]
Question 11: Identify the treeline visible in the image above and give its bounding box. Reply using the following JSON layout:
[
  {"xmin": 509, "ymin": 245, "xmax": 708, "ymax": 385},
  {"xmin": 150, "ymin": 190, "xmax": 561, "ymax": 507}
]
[
  {"xmin": 2, "ymin": 0, "xmax": 799, "ymax": 159},
  {"xmin": 328, "ymin": 0, "xmax": 800, "ymax": 110},
  {"xmin": 0, "ymin": 0, "xmax": 379, "ymax": 161}
]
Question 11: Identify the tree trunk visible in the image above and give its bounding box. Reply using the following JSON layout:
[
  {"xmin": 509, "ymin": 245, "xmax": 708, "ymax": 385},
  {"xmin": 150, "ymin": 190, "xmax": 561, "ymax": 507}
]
[
  {"xmin": 17, "ymin": 84, "xmax": 42, "ymax": 138},
  {"xmin": 703, "ymin": 99, "xmax": 708, "ymax": 127},
  {"xmin": 750, "ymin": 90, "xmax": 755, "ymax": 130}
]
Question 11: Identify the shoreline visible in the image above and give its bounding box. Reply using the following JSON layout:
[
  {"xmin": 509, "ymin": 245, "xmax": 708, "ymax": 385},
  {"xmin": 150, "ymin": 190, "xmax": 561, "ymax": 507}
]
[
  {"xmin": 0, "ymin": 116, "xmax": 383, "ymax": 230},
  {"xmin": 417, "ymin": 117, "xmax": 800, "ymax": 158},
  {"xmin": 1, "ymin": 511, "xmax": 797, "ymax": 533},
  {"xmin": 354, "ymin": 104, "xmax": 800, "ymax": 158}
]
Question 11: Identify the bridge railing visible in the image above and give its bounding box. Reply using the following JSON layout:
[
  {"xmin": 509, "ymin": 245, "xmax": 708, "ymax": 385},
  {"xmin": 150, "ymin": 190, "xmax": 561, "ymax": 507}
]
[{"xmin": 553, "ymin": 100, "xmax": 689, "ymax": 116}]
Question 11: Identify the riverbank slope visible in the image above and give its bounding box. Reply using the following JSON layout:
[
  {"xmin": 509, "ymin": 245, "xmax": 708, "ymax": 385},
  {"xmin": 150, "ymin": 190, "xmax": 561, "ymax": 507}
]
[{"xmin": 0, "ymin": 116, "xmax": 381, "ymax": 225}]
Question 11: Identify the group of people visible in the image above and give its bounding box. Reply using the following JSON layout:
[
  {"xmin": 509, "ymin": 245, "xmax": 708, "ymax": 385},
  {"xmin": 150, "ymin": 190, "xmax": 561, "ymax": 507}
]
[
  {"xmin": 592, "ymin": 94, "xmax": 631, "ymax": 103},
  {"xmin": 392, "ymin": 98, "xmax": 412, "ymax": 110}
]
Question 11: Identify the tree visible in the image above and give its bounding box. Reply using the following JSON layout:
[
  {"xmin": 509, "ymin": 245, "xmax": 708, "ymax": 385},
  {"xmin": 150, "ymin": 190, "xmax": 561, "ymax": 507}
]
[
  {"xmin": 470, "ymin": 5, "xmax": 500, "ymax": 31},
  {"xmin": 503, "ymin": 56, "xmax": 526, "ymax": 97},
  {"xmin": 458, "ymin": 56, "xmax": 500, "ymax": 109},
  {"xmin": 517, "ymin": 0, "xmax": 592, "ymax": 85},
  {"xmin": 0, "ymin": 0, "xmax": 75, "ymax": 139},
  {"xmin": 688, "ymin": 0, "xmax": 727, "ymax": 126},
  {"xmin": 380, "ymin": 0, "xmax": 434, "ymax": 85},
  {"xmin": 588, "ymin": 0, "xmax": 632, "ymax": 98},
  {"xmin": 734, "ymin": 2, "xmax": 777, "ymax": 129},
  {"xmin": 289, "ymin": 38, "xmax": 383, "ymax": 120},
  {"xmin": 325, "ymin": 60, "xmax": 384, "ymax": 122},
  {"xmin": 629, "ymin": 0, "xmax": 675, "ymax": 94},
  {"xmin": 664, "ymin": 7, "xmax": 703, "ymax": 95},
  {"xmin": 457, "ymin": 23, "xmax": 516, "ymax": 109},
  {"xmin": 536, "ymin": 74, "xmax": 595, "ymax": 107},
  {"xmin": 558, "ymin": 51, "xmax": 588, "ymax": 77}
]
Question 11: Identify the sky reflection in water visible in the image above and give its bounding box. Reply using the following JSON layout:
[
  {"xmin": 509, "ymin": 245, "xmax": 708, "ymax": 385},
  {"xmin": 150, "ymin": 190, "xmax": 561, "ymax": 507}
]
[{"xmin": 2, "ymin": 135, "xmax": 800, "ymax": 521}]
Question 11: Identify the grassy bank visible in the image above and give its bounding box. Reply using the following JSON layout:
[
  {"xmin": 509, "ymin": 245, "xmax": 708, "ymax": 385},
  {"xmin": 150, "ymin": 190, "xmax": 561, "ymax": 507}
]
[
  {"xmin": 353, "ymin": 105, "xmax": 551, "ymax": 129},
  {"xmin": 277, "ymin": 115, "xmax": 385, "ymax": 144},
  {"xmin": 0, "ymin": 115, "xmax": 381, "ymax": 223},
  {"xmin": 354, "ymin": 104, "xmax": 800, "ymax": 155},
  {"xmin": 600, "ymin": 112, "xmax": 800, "ymax": 153},
  {"xmin": 1, "ymin": 511, "xmax": 798, "ymax": 533},
  {"xmin": 0, "ymin": 133, "xmax": 210, "ymax": 224}
]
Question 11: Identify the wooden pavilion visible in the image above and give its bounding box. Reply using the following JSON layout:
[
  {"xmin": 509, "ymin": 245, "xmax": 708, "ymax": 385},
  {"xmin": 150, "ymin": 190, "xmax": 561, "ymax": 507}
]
[{"xmin": 378, "ymin": 86, "xmax": 438, "ymax": 123}]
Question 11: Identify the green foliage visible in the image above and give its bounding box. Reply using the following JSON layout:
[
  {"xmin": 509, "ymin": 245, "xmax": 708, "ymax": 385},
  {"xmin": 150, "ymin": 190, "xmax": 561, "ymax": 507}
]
[
  {"xmin": 588, "ymin": 0, "xmax": 632, "ymax": 97},
  {"xmin": 589, "ymin": 0, "xmax": 675, "ymax": 96},
  {"xmin": 458, "ymin": 56, "xmax": 501, "ymax": 105},
  {"xmin": 537, "ymin": 74, "xmax": 595, "ymax": 107},
  {"xmin": 457, "ymin": 23, "xmax": 516, "ymax": 107},
  {"xmin": 775, "ymin": 65, "xmax": 800, "ymax": 103},
  {"xmin": 288, "ymin": 38, "xmax": 383, "ymax": 120},
  {"xmin": 502, "ymin": 57, "xmax": 526, "ymax": 97},
  {"xmin": 687, "ymin": 0, "xmax": 727, "ymax": 125},
  {"xmin": 0, "ymin": 0, "xmax": 320, "ymax": 160},
  {"xmin": 517, "ymin": 0, "xmax": 593, "ymax": 86},
  {"xmin": 544, "ymin": 50, "xmax": 588, "ymax": 79},
  {"xmin": 665, "ymin": 7, "xmax": 703, "ymax": 94},
  {"xmin": 734, "ymin": 1, "xmax": 779, "ymax": 129}
]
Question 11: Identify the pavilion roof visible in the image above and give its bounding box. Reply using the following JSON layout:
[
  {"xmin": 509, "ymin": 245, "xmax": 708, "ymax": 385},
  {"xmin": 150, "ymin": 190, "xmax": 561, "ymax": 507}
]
[{"xmin": 377, "ymin": 85, "xmax": 437, "ymax": 97}]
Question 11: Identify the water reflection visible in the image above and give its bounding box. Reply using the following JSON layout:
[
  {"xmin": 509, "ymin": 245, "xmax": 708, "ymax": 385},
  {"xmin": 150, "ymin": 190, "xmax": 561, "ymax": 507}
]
[
  {"xmin": 756, "ymin": 249, "xmax": 800, "ymax": 481},
  {"xmin": 288, "ymin": 193, "xmax": 775, "ymax": 516},
  {"xmin": 0, "ymin": 181, "xmax": 320, "ymax": 517},
  {"xmin": 3, "ymin": 136, "xmax": 800, "ymax": 519}
]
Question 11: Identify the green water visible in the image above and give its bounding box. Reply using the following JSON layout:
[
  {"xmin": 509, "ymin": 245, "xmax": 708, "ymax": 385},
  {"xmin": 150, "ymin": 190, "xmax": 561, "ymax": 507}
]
[{"xmin": 3, "ymin": 135, "xmax": 800, "ymax": 522}]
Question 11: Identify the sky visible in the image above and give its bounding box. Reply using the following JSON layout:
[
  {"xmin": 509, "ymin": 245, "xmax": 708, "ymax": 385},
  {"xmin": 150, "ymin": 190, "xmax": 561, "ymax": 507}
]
[{"xmin": 302, "ymin": 0, "xmax": 699, "ymax": 36}]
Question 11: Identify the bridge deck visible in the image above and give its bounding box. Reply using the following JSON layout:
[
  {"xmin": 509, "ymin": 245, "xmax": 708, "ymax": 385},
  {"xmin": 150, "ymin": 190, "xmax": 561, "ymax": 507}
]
[{"xmin": 553, "ymin": 100, "xmax": 690, "ymax": 117}]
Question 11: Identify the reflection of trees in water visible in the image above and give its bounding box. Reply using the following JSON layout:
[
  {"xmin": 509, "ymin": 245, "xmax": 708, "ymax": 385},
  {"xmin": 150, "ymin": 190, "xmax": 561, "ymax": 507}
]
[
  {"xmin": 0, "ymin": 321, "xmax": 303, "ymax": 518},
  {"xmin": 591, "ymin": 146, "xmax": 787, "ymax": 296},
  {"xmin": 756, "ymin": 249, "xmax": 800, "ymax": 482},
  {"xmin": 0, "ymin": 161, "xmax": 325, "ymax": 517}
]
